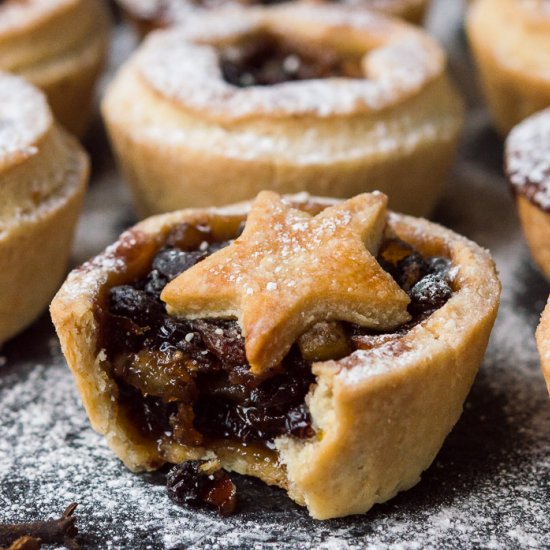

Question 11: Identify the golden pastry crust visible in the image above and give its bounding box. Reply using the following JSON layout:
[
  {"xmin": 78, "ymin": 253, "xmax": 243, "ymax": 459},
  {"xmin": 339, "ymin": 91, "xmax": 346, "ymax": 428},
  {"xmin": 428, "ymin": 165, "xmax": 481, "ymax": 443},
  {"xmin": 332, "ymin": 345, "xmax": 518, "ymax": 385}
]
[
  {"xmin": 103, "ymin": 3, "xmax": 463, "ymax": 218},
  {"xmin": 467, "ymin": 0, "xmax": 550, "ymax": 135},
  {"xmin": 0, "ymin": 0, "xmax": 111, "ymax": 137},
  {"xmin": 0, "ymin": 72, "xmax": 88, "ymax": 344},
  {"xmin": 117, "ymin": 0, "xmax": 431, "ymax": 36},
  {"xmin": 51, "ymin": 193, "xmax": 500, "ymax": 520},
  {"xmin": 505, "ymin": 108, "xmax": 550, "ymax": 280},
  {"xmin": 536, "ymin": 298, "xmax": 550, "ymax": 395}
]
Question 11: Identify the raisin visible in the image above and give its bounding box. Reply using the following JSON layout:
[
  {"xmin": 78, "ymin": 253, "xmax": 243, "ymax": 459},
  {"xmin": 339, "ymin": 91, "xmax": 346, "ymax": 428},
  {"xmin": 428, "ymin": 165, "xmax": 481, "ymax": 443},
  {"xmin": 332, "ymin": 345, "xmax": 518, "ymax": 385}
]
[
  {"xmin": 409, "ymin": 274, "xmax": 453, "ymax": 316},
  {"xmin": 166, "ymin": 461, "xmax": 237, "ymax": 516},
  {"xmin": 192, "ymin": 320, "xmax": 246, "ymax": 369},
  {"xmin": 286, "ymin": 404, "xmax": 315, "ymax": 439},
  {"xmin": 194, "ymin": 352, "xmax": 313, "ymax": 443},
  {"xmin": 152, "ymin": 248, "xmax": 207, "ymax": 281},
  {"xmin": 109, "ymin": 286, "xmax": 164, "ymax": 326},
  {"xmin": 395, "ymin": 252, "xmax": 429, "ymax": 291}
]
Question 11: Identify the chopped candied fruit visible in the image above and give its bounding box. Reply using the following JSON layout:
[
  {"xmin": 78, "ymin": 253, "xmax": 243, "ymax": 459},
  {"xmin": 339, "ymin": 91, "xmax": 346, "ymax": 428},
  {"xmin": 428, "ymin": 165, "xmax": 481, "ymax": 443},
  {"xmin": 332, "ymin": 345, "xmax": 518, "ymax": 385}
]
[{"xmin": 166, "ymin": 460, "xmax": 237, "ymax": 516}]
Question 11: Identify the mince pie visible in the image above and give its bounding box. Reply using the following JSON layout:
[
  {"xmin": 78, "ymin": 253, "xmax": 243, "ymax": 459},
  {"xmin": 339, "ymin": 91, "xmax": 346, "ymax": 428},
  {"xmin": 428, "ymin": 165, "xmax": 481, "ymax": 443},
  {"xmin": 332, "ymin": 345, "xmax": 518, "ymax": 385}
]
[
  {"xmin": 505, "ymin": 108, "xmax": 550, "ymax": 281},
  {"xmin": 117, "ymin": 0, "xmax": 431, "ymax": 36},
  {"xmin": 0, "ymin": 0, "xmax": 111, "ymax": 137},
  {"xmin": 536, "ymin": 297, "xmax": 550, "ymax": 395},
  {"xmin": 102, "ymin": 3, "xmax": 463, "ymax": 218},
  {"xmin": 0, "ymin": 72, "xmax": 88, "ymax": 344},
  {"xmin": 467, "ymin": 0, "xmax": 550, "ymax": 135},
  {"xmin": 51, "ymin": 191, "xmax": 500, "ymax": 519}
]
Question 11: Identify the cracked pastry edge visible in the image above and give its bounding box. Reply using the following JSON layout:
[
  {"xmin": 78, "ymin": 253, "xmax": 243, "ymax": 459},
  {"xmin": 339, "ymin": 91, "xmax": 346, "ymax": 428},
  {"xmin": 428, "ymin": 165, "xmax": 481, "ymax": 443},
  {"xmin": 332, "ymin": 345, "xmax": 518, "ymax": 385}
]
[
  {"xmin": 536, "ymin": 298, "xmax": 550, "ymax": 395},
  {"xmin": 0, "ymin": 73, "xmax": 89, "ymax": 344},
  {"xmin": 50, "ymin": 194, "xmax": 500, "ymax": 519},
  {"xmin": 0, "ymin": 0, "xmax": 112, "ymax": 137},
  {"xmin": 466, "ymin": 0, "xmax": 550, "ymax": 135}
]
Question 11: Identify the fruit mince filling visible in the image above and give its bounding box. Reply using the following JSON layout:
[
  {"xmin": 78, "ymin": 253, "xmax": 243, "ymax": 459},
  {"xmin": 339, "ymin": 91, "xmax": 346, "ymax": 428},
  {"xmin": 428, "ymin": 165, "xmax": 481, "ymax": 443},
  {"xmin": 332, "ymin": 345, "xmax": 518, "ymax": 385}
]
[
  {"xmin": 220, "ymin": 32, "xmax": 363, "ymax": 88},
  {"xmin": 101, "ymin": 222, "xmax": 453, "ymax": 452}
]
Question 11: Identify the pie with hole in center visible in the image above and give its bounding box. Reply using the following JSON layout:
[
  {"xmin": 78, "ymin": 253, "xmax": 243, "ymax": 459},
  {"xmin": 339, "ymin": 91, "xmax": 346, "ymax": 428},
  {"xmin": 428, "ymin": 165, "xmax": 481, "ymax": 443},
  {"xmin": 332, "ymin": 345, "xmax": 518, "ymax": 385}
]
[{"xmin": 103, "ymin": 3, "xmax": 463, "ymax": 218}]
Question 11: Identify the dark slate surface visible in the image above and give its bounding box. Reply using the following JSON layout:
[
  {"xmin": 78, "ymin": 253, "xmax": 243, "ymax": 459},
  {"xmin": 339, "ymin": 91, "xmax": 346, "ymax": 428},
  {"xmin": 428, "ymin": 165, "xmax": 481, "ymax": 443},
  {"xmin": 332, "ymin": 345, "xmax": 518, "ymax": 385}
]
[{"xmin": 0, "ymin": 2, "xmax": 549, "ymax": 549}]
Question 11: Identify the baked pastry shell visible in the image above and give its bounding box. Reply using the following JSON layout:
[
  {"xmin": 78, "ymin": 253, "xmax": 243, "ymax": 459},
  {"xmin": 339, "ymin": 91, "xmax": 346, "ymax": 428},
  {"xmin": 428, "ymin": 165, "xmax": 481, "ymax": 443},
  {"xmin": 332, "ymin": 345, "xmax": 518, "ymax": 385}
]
[
  {"xmin": 0, "ymin": 73, "xmax": 89, "ymax": 344},
  {"xmin": 536, "ymin": 297, "xmax": 550, "ymax": 395},
  {"xmin": 51, "ymin": 195, "xmax": 500, "ymax": 519},
  {"xmin": 467, "ymin": 0, "xmax": 550, "ymax": 135},
  {"xmin": 103, "ymin": 5, "xmax": 464, "ymax": 218},
  {"xmin": 505, "ymin": 108, "xmax": 550, "ymax": 281},
  {"xmin": 0, "ymin": 0, "xmax": 112, "ymax": 137},
  {"xmin": 516, "ymin": 196, "xmax": 550, "ymax": 280}
]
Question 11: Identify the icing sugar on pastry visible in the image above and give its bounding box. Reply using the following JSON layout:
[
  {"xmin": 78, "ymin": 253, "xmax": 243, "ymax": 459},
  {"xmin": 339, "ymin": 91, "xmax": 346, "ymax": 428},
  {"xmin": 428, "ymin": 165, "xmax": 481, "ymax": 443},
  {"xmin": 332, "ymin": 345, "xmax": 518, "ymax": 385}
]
[
  {"xmin": 162, "ymin": 191, "xmax": 410, "ymax": 374},
  {"xmin": 507, "ymin": 108, "xmax": 550, "ymax": 211},
  {"xmin": 139, "ymin": 6, "xmax": 443, "ymax": 120},
  {"xmin": 0, "ymin": 72, "xmax": 50, "ymax": 166}
]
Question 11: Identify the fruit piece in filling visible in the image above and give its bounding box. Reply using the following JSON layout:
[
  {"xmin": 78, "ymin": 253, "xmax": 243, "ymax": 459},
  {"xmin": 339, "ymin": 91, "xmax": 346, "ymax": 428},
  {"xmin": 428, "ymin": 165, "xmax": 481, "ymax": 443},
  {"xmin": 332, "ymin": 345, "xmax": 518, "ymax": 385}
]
[{"xmin": 166, "ymin": 459, "xmax": 237, "ymax": 516}]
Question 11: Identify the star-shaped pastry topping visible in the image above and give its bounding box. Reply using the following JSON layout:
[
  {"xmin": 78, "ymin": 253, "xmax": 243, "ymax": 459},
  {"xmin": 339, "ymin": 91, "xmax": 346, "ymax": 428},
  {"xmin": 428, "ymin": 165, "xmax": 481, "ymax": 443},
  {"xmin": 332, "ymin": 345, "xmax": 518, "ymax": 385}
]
[{"xmin": 161, "ymin": 191, "xmax": 411, "ymax": 375}]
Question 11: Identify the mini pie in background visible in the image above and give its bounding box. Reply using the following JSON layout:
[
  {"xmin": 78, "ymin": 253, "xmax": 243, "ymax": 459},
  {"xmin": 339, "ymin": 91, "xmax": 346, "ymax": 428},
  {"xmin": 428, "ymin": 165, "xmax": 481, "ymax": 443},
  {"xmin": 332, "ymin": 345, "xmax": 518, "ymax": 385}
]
[
  {"xmin": 117, "ymin": 0, "xmax": 432, "ymax": 37},
  {"xmin": 467, "ymin": 0, "xmax": 550, "ymax": 135},
  {"xmin": 51, "ymin": 191, "xmax": 501, "ymax": 519},
  {"xmin": 0, "ymin": 72, "xmax": 88, "ymax": 345},
  {"xmin": 505, "ymin": 108, "xmax": 550, "ymax": 281},
  {"xmin": 536, "ymin": 298, "xmax": 550, "ymax": 395},
  {"xmin": 102, "ymin": 3, "xmax": 464, "ymax": 218},
  {"xmin": 0, "ymin": 0, "xmax": 111, "ymax": 137}
]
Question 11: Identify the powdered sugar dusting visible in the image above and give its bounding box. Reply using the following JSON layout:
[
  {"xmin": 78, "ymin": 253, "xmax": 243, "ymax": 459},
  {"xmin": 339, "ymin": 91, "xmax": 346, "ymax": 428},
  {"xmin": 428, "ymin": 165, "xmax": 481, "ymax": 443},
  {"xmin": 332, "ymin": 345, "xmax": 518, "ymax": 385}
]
[
  {"xmin": 506, "ymin": 108, "xmax": 550, "ymax": 211},
  {"xmin": 138, "ymin": 5, "xmax": 443, "ymax": 121},
  {"xmin": 0, "ymin": 72, "xmax": 50, "ymax": 168}
]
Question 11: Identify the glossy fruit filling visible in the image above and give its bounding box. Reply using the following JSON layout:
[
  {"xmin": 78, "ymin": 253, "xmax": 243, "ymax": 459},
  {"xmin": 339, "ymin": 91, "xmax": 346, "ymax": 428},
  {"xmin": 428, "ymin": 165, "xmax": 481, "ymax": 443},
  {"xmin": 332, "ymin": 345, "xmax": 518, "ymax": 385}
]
[
  {"xmin": 220, "ymin": 33, "xmax": 363, "ymax": 87},
  {"xmin": 101, "ymin": 221, "xmax": 453, "ymax": 454}
]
